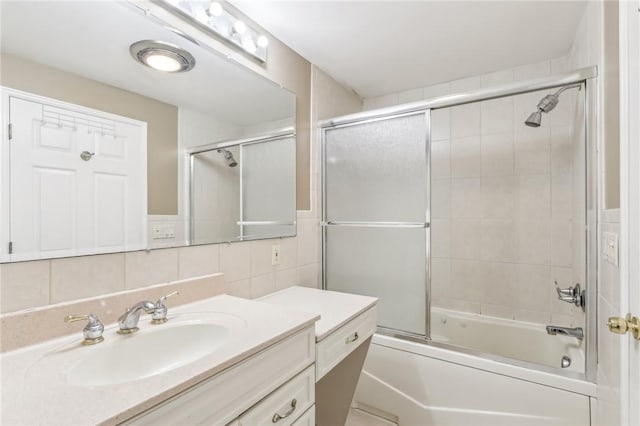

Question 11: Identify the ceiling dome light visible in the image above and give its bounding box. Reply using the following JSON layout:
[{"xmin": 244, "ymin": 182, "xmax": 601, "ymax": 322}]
[
  {"xmin": 233, "ymin": 20, "xmax": 247, "ymax": 35},
  {"xmin": 257, "ymin": 35, "xmax": 269, "ymax": 48},
  {"xmin": 130, "ymin": 40, "xmax": 195, "ymax": 73},
  {"xmin": 208, "ymin": 1, "xmax": 223, "ymax": 17}
]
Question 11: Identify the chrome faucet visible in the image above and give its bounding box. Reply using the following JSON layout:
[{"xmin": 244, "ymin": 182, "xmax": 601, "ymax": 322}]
[
  {"xmin": 117, "ymin": 301, "xmax": 155, "ymax": 334},
  {"xmin": 546, "ymin": 325, "xmax": 584, "ymax": 340}
]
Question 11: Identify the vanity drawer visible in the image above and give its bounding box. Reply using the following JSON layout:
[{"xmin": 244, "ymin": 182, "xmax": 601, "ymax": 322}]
[
  {"xmin": 124, "ymin": 326, "xmax": 315, "ymax": 426},
  {"xmin": 291, "ymin": 405, "xmax": 315, "ymax": 426},
  {"xmin": 316, "ymin": 306, "xmax": 377, "ymax": 380},
  {"xmin": 238, "ymin": 365, "xmax": 315, "ymax": 426}
]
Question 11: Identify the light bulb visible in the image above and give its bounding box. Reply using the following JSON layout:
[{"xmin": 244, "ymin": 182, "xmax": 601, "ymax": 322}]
[
  {"xmin": 144, "ymin": 54, "xmax": 182, "ymax": 72},
  {"xmin": 195, "ymin": 9, "xmax": 208, "ymax": 24},
  {"xmin": 233, "ymin": 20, "xmax": 247, "ymax": 35},
  {"xmin": 208, "ymin": 1, "xmax": 223, "ymax": 17},
  {"xmin": 257, "ymin": 35, "xmax": 268, "ymax": 48},
  {"xmin": 242, "ymin": 38, "xmax": 257, "ymax": 54}
]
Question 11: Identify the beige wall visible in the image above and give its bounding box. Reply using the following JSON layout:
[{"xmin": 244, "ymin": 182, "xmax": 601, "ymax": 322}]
[
  {"xmin": 603, "ymin": 0, "xmax": 620, "ymax": 209},
  {"xmin": 1, "ymin": 53, "xmax": 179, "ymax": 215}
]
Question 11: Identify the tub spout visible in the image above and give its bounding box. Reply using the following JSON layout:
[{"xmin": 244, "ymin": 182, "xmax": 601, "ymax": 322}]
[{"xmin": 546, "ymin": 325, "xmax": 584, "ymax": 340}]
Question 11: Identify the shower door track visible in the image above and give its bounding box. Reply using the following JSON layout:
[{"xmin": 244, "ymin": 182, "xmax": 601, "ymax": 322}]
[{"xmin": 320, "ymin": 66, "xmax": 599, "ymax": 382}]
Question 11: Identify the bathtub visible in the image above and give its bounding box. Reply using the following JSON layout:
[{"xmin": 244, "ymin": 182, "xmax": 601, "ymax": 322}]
[{"xmin": 352, "ymin": 309, "xmax": 596, "ymax": 426}]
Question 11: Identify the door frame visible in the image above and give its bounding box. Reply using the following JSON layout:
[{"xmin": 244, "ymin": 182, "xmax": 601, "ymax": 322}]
[{"xmin": 619, "ymin": 0, "xmax": 640, "ymax": 424}]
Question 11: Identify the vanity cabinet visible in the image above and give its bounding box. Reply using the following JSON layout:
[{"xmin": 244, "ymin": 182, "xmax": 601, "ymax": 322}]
[{"xmin": 123, "ymin": 326, "xmax": 315, "ymax": 426}]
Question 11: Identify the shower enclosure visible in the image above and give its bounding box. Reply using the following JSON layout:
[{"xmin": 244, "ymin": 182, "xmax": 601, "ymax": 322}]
[{"xmin": 322, "ymin": 68, "xmax": 597, "ymax": 380}]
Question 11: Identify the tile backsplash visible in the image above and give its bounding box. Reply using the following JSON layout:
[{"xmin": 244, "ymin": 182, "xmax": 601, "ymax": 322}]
[{"xmin": 0, "ymin": 212, "xmax": 320, "ymax": 314}]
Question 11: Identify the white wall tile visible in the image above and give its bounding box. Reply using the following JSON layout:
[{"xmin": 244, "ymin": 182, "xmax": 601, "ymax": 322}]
[
  {"xmin": 480, "ymin": 220, "xmax": 515, "ymax": 262},
  {"xmin": 219, "ymin": 242, "xmax": 251, "ymax": 282},
  {"xmin": 51, "ymin": 253, "xmax": 125, "ymax": 303},
  {"xmin": 125, "ymin": 249, "xmax": 178, "ymax": 289},
  {"xmin": 250, "ymin": 272, "xmax": 276, "ymax": 298},
  {"xmin": 513, "ymin": 264, "xmax": 551, "ymax": 311},
  {"xmin": 297, "ymin": 263, "xmax": 319, "ymax": 288},
  {"xmin": 514, "ymin": 309, "xmax": 551, "ymax": 324},
  {"xmin": 275, "ymin": 268, "xmax": 298, "ymax": 290},
  {"xmin": 397, "ymin": 88, "xmax": 424, "ymax": 104},
  {"xmin": 224, "ymin": 279, "xmax": 251, "ymax": 299},
  {"xmin": 515, "ymin": 127, "xmax": 551, "ymax": 175},
  {"xmin": 178, "ymin": 244, "xmax": 219, "ymax": 280},
  {"xmin": 431, "ymin": 179, "xmax": 451, "ymax": 219},
  {"xmin": 431, "ymin": 109, "xmax": 450, "ymax": 141},
  {"xmin": 250, "ymin": 239, "xmax": 276, "ymax": 276},
  {"xmin": 430, "ymin": 258, "xmax": 450, "ymax": 301},
  {"xmin": 450, "ymin": 103, "xmax": 481, "ymax": 138},
  {"xmin": 481, "ymin": 69, "xmax": 514, "ymax": 87},
  {"xmin": 481, "ymin": 133, "xmax": 514, "ymax": 177},
  {"xmin": 551, "ymin": 126, "xmax": 574, "ymax": 170},
  {"xmin": 423, "ymin": 82, "xmax": 451, "ymax": 99},
  {"xmin": 515, "ymin": 174, "xmax": 551, "ymax": 220},
  {"xmin": 451, "ymin": 178, "xmax": 482, "ymax": 218},
  {"xmin": 451, "ymin": 136, "xmax": 481, "ymax": 178},
  {"xmin": 275, "ymin": 237, "xmax": 298, "ymax": 271},
  {"xmin": 551, "ymin": 170, "xmax": 573, "ymax": 220},
  {"xmin": 0, "ymin": 261, "xmax": 50, "ymax": 312},
  {"xmin": 431, "ymin": 219, "xmax": 451, "ymax": 258},
  {"xmin": 450, "ymin": 260, "xmax": 483, "ymax": 301},
  {"xmin": 481, "ymin": 304, "xmax": 514, "ymax": 319},
  {"xmin": 550, "ymin": 221, "xmax": 573, "ymax": 267},
  {"xmin": 450, "ymin": 219, "xmax": 481, "ymax": 260},
  {"xmin": 481, "ymin": 175, "xmax": 515, "ymax": 220},
  {"xmin": 513, "ymin": 60, "xmax": 551, "ymax": 81},
  {"xmin": 481, "ymin": 97, "xmax": 514, "ymax": 135},
  {"xmin": 450, "ymin": 76, "xmax": 481, "ymax": 92},
  {"xmin": 515, "ymin": 221, "xmax": 551, "ymax": 265},
  {"xmin": 431, "ymin": 140, "xmax": 450, "ymax": 179},
  {"xmin": 296, "ymin": 220, "xmax": 318, "ymax": 266},
  {"xmin": 481, "ymin": 262, "xmax": 515, "ymax": 306}
]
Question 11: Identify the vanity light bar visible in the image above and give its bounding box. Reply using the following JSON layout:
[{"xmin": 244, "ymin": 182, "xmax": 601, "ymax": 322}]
[{"xmin": 157, "ymin": 0, "xmax": 268, "ymax": 62}]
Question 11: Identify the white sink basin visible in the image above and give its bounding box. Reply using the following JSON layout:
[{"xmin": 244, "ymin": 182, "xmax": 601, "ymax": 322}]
[{"xmin": 67, "ymin": 322, "xmax": 230, "ymax": 387}]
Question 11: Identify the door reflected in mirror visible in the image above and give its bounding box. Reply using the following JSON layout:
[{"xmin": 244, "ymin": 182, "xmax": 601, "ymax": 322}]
[{"xmin": 0, "ymin": 1, "xmax": 296, "ymax": 262}]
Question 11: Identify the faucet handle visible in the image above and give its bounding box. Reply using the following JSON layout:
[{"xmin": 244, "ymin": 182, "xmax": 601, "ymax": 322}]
[
  {"xmin": 64, "ymin": 313, "xmax": 104, "ymax": 345},
  {"xmin": 151, "ymin": 291, "xmax": 179, "ymax": 324}
]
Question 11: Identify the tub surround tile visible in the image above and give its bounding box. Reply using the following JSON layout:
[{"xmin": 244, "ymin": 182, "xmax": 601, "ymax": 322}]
[
  {"xmin": 481, "ymin": 175, "xmax": 515, "ymax": 219},
  {"xmin": 431, "ymin": 219, "xmax": 451, "ymax": 258},
  {"xmin": 431, "ymin": 140, "xmax": 451, "ymax": 179},
  {"xmin": 480, "ymin": 304, "xmax": 514, "ymax": 320},
  {"xmin": 551, "ymin": 171, "xmax": 573, "ymax": 220},
  {"xmin": 51, "ymin": 253, "xmax": 125, "ymax": 304},
  {"xmin": 450, "ymin": 219, "xmax": 481, "ymax": 259},
  {"xmin": 515, "ymin": 174, "xmax": 551, "ymax": 220},
  {"xmin": 450, "ymin": 260, "xmax": 483, "ymax": 301},
  {"xmin": 481, "ymin": 262, "xmax": 515, "ymax": 306},
  {"xmin": 480, "ymin": 220, "xmax": 515, "ymax": 262},
  {"xmin": 422, "ymin": 82, "xmax": 450, "ymax": 99},
  {"xmin": 514, "ymin": 309, "xmax": 551, "ymax": 324},
  {"xmin": 451, "ymin": 136, "xmax": 481, "ymax": 178},
  {"xmin": 397, "ymin": 88, "xmax": 424, "ymax": 104},
  {"xmin": 481, "ymin": 97, "xmax": 514, "ymax": 135},
  {"xmin": 514, "ymin": 264, "xmax": 552, "ymax": 311},
  {"xmin": 481, "ymin": 69, "xmax": 514, "ymax": 87},
  {"xmin": 125, "ymin": 248, "xmax": 178, "ymax": 290},
  {"xmin": 551, "ymin": 126, "xmax": 574, "ymax": 171},
  {"xmin": 431, "ymin": 109, "xmax": 450, "ymax": 141},
  {"xmin": 481, "ymin": 133, "xmax": 514, "ymax": 177},
  {"xmin": 515, "ymin": 221, "xmax": 551, "ymax": 265},
  {"xmin": 451, "ymin": 178, "xmax": 482, "ymax": 218},
  {"xmin": 1, "ymin": 274, "xmax": 226, "ymax": 352},
  {"xmin": 450, "ymin": 104, "xmax": 481, "ymax": 138},
  {"xmin": 431, "ymin": 179, "xmax": 451, "ymax": 219},
  {"xmin": 0, "ymin": 261, "xmax": 50, "ymax": 313},
  {"xmin": 550, "ymin": 221, "xmax": 573, "ymax": 267},
  {"xmin": 513, "ymin": 60, "xmax": 551, "ymax": 81}
]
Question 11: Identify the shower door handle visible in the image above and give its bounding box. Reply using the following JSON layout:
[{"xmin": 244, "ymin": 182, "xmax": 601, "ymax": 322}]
[{"xmin": 323, "ymin": 221, "xmax": 429, "ymax": 228}]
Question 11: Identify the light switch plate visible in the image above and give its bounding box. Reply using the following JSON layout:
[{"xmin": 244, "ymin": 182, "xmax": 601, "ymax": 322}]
[
  {"xmin": 271, "ymin": 244, "xmax": 281, "ymax": 266},
  {"xmin": 603, "ymin": 232, "xmax": 619, "ymax": 266}
]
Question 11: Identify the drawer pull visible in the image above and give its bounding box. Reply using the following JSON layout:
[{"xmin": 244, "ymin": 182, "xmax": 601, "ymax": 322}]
[
  {"xmin": 272, "ymin": 399, "xmax": 297, "ymax": 423},
  {"xmin": 345, "ymin": 331, "xmax": 359, "ymax": 344}
]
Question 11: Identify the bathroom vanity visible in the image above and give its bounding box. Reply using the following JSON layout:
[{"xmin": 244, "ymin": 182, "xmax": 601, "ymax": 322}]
[
  {"xmin": 260, "ymin": 286, "xmax": 378, "ymax": 426},
  {"xmin": 1, "ymin": 287, "xmax": 377, "ymax": 425}
]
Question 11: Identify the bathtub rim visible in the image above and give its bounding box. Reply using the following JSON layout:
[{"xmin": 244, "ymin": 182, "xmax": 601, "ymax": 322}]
[{"xmin": 371, "ymin": 332, "xmax": 596, "ymax": 397}]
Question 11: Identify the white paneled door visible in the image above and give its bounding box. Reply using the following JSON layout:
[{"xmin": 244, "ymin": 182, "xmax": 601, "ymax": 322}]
[{"xmin": 3, "ymin": 90, "xmax": 147, "ymax": 261}]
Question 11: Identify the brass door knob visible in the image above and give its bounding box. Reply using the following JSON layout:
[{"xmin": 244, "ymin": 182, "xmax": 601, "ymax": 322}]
[{"xmin": 607, "ymin": 314, "xmax": 640, "ymax": 340}]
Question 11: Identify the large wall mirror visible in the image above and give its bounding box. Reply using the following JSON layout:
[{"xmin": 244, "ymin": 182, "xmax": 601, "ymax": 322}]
[{"xmin": 0, "ymin": 1, "xmax": 296, "ymax": 262}]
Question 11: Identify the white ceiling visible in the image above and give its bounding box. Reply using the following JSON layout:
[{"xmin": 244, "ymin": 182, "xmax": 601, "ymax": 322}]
[{"xmin": 233, "ymin": 1, "xmax": 588, "ymax": 98}]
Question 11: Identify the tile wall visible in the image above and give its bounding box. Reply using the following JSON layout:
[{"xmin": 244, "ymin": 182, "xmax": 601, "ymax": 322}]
[{"xmin": 364, "ymin": 57, "xmax": 586, "ymax": 326}]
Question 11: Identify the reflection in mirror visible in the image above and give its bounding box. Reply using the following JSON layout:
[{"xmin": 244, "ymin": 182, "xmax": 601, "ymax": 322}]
[
  {"xmin": 0, "ymin": 1, "xmax": 296, "ymax": 262},
  {"xmin": 189, "ymin": 133, "xmax": 296, "ymax": 245}
]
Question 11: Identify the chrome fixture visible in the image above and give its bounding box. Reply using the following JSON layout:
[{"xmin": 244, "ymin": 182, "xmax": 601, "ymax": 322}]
[
  {"xmin": 524, "ymin": 83, "xmax": 582, "ymax": 127},
  {"xmin": 117, "ymin": 301, "xmax": 156, "ymax": 334},
  {"xmin": 554, "ymin": 281, "xmax": 586, "ymax": 311},
  {"xmin": 217, "ymin": 148, "xmax": 238, "ymax": 167},
  {"xmin": 156, "ymin": 0, "xmax": 269, "ymax": 62},
  {"xmin": 561, "ymin": 355, "xmax": 572, "ymax": 368},
  {"xmin": 151, "ymin": 291, "xmax": 180, "ymax": 324},
  {"xmin": 64, "ymin": 314, "xmax": 104, "ymax": 345},
  {"xmin": 546, "ymin": 325, "xmax": 584, "ymax": 340},
  {"xmin": 130, "ymin": 40, "xmax": 195, "ymax": 73}
]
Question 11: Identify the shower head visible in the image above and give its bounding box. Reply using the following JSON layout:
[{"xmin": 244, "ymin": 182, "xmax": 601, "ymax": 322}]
[
  {"xmin": 217, "ymin": 148, "xmax": 238, "ymax": 167},
  {"xmin": 524, "ymin": 83, "xmax": 582, "ymax": 128}
]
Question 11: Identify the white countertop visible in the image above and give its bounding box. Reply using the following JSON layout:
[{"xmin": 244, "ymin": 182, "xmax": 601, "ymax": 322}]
[
  {"xmin": 1, "ymin": 295, "xmax": 319, "ymax": 425},
  {"xmin": 259, "ymin": 287, "xmax": 378, "ymax": 341}
]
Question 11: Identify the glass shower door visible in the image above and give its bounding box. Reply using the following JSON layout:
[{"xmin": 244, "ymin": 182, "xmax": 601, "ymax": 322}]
[{"xmin": 322, "ymin": 112, "xmax": 429, "ymax": 336}]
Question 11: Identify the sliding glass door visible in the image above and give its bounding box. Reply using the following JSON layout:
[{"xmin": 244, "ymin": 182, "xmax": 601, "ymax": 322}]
[{"xmin": 322, "ymin": 112, "xmax": 430, "ymax": 336}]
